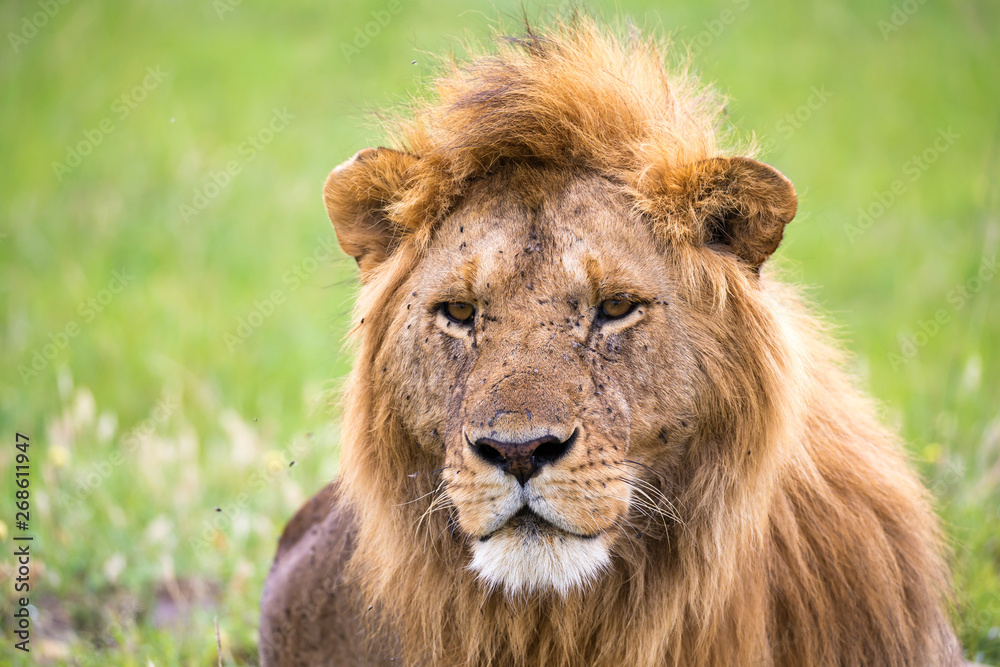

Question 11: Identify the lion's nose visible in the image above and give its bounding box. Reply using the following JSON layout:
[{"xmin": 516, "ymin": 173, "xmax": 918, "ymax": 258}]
[{"xmin": 470, "ymin": 431, "xmax": 576, "ymax": 485}]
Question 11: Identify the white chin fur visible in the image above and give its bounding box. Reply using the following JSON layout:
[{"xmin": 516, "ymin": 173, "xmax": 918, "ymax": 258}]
[{"xmin": 469, "ymin": 530, "xmax": 611, "ymax": 597}]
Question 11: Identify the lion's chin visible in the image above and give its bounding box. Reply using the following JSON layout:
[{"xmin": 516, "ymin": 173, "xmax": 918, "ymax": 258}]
[{"xmin": 469, "ymin": 519, "xmax": 611, "ymax": 598}]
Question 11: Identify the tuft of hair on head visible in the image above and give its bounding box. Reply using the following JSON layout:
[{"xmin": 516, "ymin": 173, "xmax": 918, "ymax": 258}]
[{"xmin": 324, "ymin": 14, "xmax": 796, "ymax": 281}]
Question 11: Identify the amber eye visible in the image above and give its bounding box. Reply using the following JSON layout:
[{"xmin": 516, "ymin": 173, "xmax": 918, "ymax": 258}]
[
  {"xmin": 599, "ymin": 299, "xmax": 634, "ymax": 319},
  {"xmin": 443, "ymin": 302, "xmax": 475, "ymax": 324}
]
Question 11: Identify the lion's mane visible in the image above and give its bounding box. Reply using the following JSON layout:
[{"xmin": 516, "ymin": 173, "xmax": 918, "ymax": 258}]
[{"xmin": 320, "ymin": 17, "xmax": 960, "ymax": 667}]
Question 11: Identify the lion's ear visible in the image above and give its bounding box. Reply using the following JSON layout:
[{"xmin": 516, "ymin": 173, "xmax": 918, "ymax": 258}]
[
  {"xmin": 324, "ymin": 147, "xmax": 418, "ymax": 278},
  {"xmin": 678, "ymin": 157, "xmax": 798, "ymax": 268}
]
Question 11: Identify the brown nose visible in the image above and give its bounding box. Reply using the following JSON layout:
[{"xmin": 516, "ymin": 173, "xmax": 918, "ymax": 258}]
[{"xmin": 469, "ymin": 431, "xmax": 576, "ymax": 485}]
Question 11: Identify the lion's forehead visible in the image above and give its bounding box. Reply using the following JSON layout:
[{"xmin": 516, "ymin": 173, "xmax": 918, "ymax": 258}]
[{"xmin": 422, "ymin": 170, "xmax": 665, "ymax": 304}]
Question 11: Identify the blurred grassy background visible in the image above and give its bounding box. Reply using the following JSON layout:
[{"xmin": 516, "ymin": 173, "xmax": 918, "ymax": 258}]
[{"xmin": 0, "ymin": 0, "xmax": 997, "ymax": 664}]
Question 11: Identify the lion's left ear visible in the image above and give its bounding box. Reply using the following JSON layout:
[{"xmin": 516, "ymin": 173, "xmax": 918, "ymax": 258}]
[{"xmin": 671, "ymin": 157, "xmax": 798, "ymax": 268}]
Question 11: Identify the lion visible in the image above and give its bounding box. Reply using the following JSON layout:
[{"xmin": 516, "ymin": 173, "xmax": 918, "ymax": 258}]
[{"xmin": 259, "ymin": 18, "xmax": 963, "ymax": 666}]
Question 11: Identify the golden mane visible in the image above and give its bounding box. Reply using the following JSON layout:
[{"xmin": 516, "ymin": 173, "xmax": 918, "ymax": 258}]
[
  {"xmin": 261, "ymin": 16, "xmax": 962, "ymax": 667},
  {"xmin": 364, "ymin": 17, "xmax": 741, "ymax": 249}
]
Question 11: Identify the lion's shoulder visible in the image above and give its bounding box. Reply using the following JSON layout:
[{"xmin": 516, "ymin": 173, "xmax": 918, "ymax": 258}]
[
  {"xmin": 274, "ymin": 479, "xmax": 346, "ymax": 561},
  {"xmin": 260, "ymin": 480, "xmax": 374, "ymax": 666}
]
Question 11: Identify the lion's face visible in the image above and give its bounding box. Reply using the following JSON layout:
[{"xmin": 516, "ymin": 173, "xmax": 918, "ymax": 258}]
[
  {"xmin": 374, "ymin": 167, "xmax": 699, "ymax": 595},
  {"xmin": 326, "ymin": 138, "xmax": 796, "ymax": 598},
  {"xmin": 294, "ymin": 22, "xmax": 958, "ymax": 666}
]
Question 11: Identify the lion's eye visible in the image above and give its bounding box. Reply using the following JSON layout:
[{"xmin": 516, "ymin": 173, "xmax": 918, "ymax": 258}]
[
  {"xmin": 443, "ymin": 302, "xmax": 475, "ymax": 324},
  {"xmin": 599, "ymin": 299, "xmax": 635, "ymax": 319}
]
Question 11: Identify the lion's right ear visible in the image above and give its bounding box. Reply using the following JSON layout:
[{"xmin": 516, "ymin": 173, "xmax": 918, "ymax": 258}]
[{"xmin": 324, "ymin": 147, "xmax": 419, "ymax": 279}]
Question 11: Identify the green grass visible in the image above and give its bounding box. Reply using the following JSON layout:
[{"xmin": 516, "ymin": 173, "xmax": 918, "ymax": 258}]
[{"xmin": 1, "ymin": 0, "xmax": 998, "ymax": 664}]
